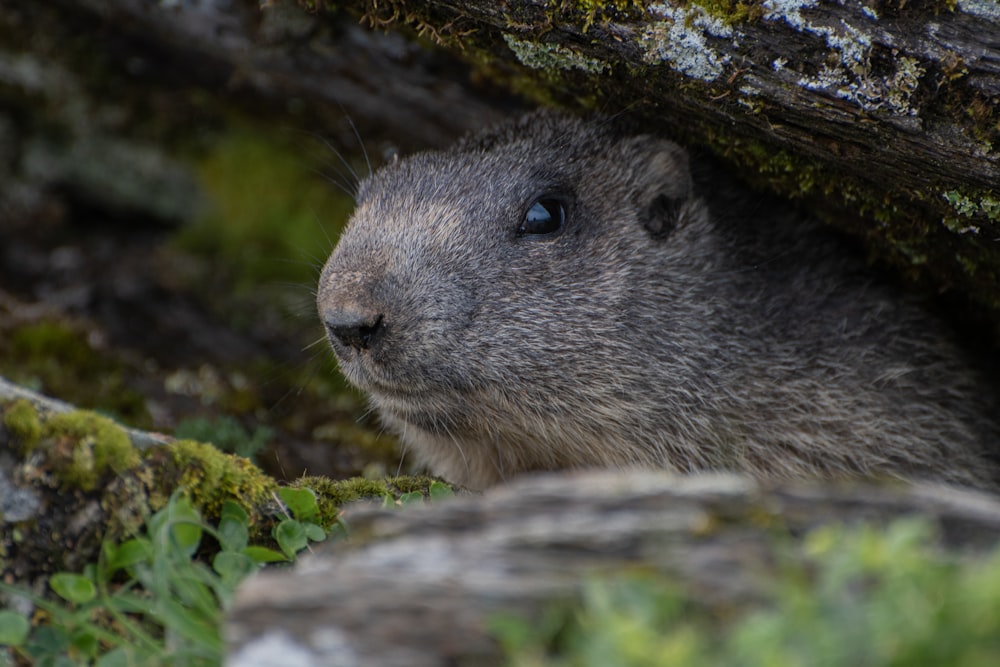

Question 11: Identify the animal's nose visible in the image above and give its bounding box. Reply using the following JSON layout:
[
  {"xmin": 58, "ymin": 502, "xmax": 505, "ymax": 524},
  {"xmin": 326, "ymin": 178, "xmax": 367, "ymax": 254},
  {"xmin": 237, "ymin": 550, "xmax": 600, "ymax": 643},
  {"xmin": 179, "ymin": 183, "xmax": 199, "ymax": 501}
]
[{"xmin": 323, "ymin": 308, "xmax": 384, "ymax": 352}]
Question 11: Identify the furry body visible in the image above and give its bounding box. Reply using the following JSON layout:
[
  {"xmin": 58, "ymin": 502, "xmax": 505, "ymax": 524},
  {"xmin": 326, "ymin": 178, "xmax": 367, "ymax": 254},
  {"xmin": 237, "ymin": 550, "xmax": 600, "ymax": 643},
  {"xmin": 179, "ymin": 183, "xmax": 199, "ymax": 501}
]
[{"xmin": 317, "ymin": 112, "xmax": 999, "ymax": 490}]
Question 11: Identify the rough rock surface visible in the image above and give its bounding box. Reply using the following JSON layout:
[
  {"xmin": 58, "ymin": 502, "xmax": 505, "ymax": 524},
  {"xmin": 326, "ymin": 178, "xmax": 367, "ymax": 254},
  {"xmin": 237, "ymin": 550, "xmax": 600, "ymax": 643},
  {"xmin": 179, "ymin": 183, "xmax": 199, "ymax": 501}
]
[{"xmin": 226, "ymin": 470, "xmax": 1000, "ymax": 667}]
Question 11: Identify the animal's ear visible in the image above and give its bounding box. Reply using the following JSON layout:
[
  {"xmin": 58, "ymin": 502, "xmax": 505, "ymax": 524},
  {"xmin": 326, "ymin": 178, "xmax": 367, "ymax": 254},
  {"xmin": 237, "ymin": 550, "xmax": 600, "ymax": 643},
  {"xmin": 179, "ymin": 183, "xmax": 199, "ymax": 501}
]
[{"xmin": 619, "ymin": 137, "xmax": 693, "ymax": 240}]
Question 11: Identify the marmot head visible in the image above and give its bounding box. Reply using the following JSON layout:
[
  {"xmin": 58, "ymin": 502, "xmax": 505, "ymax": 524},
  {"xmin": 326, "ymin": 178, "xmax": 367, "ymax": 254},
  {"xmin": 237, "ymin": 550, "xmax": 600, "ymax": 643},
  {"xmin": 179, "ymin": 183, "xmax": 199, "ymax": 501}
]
[
  {"xmin": 317, "ymin": 113, "xmax": 1000, "ymax": 490},
  {"xmin": 317, "ymin": 112, "xmax": 717, "ymax": 485}
]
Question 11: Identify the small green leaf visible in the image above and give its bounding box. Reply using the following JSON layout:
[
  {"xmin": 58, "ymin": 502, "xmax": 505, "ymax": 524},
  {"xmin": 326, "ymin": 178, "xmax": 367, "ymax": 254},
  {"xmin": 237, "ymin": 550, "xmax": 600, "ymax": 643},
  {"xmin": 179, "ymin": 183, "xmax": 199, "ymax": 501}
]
[
  {"xmin": 278, "ymin": 487, "xmax": 319, "ymax": 523},
  {"xmin": 221, "ymin": 499, "xmax": 249, "ymax": 525},
  {"xmin": 69, "ymin": 626, "xmax": 99, "ymax": 658},
  {"xmin": 96, "ymin": 646, "xmax": 138, "ymax": 667},
  {"xmin": 0, "ymin": 611, "xmax": 29, "ymax": 646},
  {"xmin": 166, "ymin": 498, "xmax": 204, "ymax": 558},
  {"xmin": 303, "ymin": 522, "xmax": 326, "ymax": 542},
  {"xmin": 243, "ymin": 546, "xmax": 287, "ymax": 564},
  {"xmin": 170, "ymin": 522, "xmax": 203, "ymax": 558},
  {"xmin": 169, "ymin": 567, "xmax": 216, "ymax": 612},
  {"xmin": 218, "ymin": 516, "xmax": 249, "ymax": 553},
  {"xmin": 327, "ymin": 520, "xmax": 349, "ymax": 541},
  {"xmin": 213, "ymin": 551, "xmax": 257, "ymax": 590},
  {"xmin": 154, "ymin": 596, "xmax": 222, "ymax": 649},
  {"xmin": 399, "ymin": 491, "xmax": 424, "ymax": 506},
  {"xmin": 25, "ymin": 625, "xmax": 70, "ymax": 659},
  {"xmin": 429, "ymin": 481, "xmax": 454, "ymax": 500},
  {"xmin": 50, "ymin": 573, "xmax": 96, "ymax": 604},
  {"xmin": 274, "ymin": 519, "xmax": 308, "ymax": 559},
  {"xmin": 489, "ymin": 612, "xmax": 535, "ymax": 654},
  {"xmin": 107, "ymin": 538, "xmax": 152, "ymax": 572}
]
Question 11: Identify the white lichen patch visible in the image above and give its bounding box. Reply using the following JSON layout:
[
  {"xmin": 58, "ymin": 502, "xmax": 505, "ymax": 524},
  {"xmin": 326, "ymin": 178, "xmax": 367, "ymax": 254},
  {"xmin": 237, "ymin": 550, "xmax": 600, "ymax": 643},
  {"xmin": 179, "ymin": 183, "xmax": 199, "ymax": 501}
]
[
  {"xmin": 797, "ymin": 54, "xmax": 926, "ymax": 116},
  {"xmin": 957, "ymin": 0, "xmax": 1000, "ymax": 20},
  {"xmin": 503, "ymin": 34, "xmax": 606, "ymax": 74},
  {"xmin": 641, "ymin": 4, "xmax": 735, "ymax": 81},
  {"xmin": 763, "ymin": 0, "xmax": 925, "ymax": 116},
  {"xmin": 763, "ymin": 0, "xmax": 819, "ymax": 30}
]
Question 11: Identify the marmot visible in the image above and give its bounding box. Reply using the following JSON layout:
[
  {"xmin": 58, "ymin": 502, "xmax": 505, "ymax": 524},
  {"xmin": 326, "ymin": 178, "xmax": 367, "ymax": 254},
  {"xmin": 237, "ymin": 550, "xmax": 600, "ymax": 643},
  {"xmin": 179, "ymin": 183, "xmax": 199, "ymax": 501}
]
[{"xmin": 317, "ymin": 111, "xmax": 1000, "ymax": 491}]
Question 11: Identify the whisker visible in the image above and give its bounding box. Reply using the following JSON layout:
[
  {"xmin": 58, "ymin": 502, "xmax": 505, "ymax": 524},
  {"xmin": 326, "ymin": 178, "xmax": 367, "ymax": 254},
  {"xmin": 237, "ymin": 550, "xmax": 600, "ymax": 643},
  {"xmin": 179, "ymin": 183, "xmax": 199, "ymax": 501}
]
[
  {"xmin": 308, "ymin": 206, "xmax": 337, "ymax": 256},
  {"xmin": 303, "ymin": 335, "xmax": 329, "ymax": 352},
  {"xmin": 342, "ymin": 106, "xmax": 373, "ymax": 180},
  {"xmin": 310, "ymin": 165, "xmax": 359, "ymax": 202}
]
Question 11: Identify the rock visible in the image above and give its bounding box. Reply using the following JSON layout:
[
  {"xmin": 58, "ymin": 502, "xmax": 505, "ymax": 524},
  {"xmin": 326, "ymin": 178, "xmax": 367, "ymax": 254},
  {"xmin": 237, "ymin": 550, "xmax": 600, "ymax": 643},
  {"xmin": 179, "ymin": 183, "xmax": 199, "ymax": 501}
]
[{"xmin": 226, "ymin": 470, "xmax": 1000, "ymax": 667}]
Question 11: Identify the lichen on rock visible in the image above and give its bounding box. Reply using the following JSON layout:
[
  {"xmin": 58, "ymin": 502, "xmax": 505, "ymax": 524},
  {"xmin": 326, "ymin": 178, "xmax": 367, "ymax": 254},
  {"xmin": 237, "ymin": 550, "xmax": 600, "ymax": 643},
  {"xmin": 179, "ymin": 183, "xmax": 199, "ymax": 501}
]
[
  {"xmin": 503, "ymin": 34, "xmax": 606, "ymax": 74},
  {"xmin": 642, "ymin": 4, "xmax": 734, "ymax": 81}
]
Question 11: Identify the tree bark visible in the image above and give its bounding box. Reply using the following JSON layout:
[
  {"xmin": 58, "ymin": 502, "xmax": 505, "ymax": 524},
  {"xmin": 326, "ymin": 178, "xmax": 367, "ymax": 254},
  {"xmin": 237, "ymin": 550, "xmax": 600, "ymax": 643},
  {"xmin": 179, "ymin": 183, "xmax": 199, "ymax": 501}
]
[
  {"xmin": 4, "ymin": 0, "xmax": 997, "ymax": 322},
  {"xmin": 339, "ymin": 0, "xmax": 1000, "ymax": 327}
]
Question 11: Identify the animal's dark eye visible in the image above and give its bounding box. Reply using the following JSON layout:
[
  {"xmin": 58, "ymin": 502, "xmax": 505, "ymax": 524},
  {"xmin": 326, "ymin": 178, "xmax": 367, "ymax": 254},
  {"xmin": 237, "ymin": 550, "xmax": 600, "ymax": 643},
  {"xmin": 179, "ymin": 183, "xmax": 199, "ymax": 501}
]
[{"xmin": 518, "ymin": 198, "xmax": 565, "ymax": 237}]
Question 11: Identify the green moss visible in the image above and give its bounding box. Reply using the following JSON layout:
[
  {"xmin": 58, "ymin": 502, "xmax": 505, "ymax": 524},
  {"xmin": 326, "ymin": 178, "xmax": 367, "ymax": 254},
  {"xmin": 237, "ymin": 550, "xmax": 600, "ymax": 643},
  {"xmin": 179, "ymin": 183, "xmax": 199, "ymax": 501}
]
[
  {"xmin": 174, "ymin": 415, "xmax": 273, "ymax": 462},
  {"xmin": 569, "ymin": 0, "xmax": 645, "ymax": 29},
  {"xmin": 0, "ymin": 321, "xmax": 150, "ymax": 426},
  {"xmin": 163, "ymin": 439, "xmax": 278, "ymax": 518},
  {"xmin": 714, "ymin": 136, "xmax": 836, "ymax": 200},
  {"xmin": 9, "ymin": 322, "xmax": 95, "ymax": 368},
  {"xmin": 3, "ymin": 399, "xmax": 42, "ymax": 453},
  {"xmin": 42, "ymin": 410, "xmax": 140, "ymax": 492},
  {"xmin": 176, "ymin": 125, "xmax": 355, "ymax": 291},
  {"xmin": 290, "ymin": 475, "xmax": 446, "ymax": 527},
  {"xmin": 293, "ymin": 476, "xmax": 389, "ymax": 526},
  {"xmin": 704, "ymin": 130, "xmax": 997, "ymax": 297},
  {"xmin": 571, "ymin": 0, "xmax": 641, "ymax": 11},
  {"xmin": 690, "ymin": 0, "xmax": 766, "ymax": 24},
  {"xmin": 386, "ymin": 475, "xmax": 444, "ymax": 495}
]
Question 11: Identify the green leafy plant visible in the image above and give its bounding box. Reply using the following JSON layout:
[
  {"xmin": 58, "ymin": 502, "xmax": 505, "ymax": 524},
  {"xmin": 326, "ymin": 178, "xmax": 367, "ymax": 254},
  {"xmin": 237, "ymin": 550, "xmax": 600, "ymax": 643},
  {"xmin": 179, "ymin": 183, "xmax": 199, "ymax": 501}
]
[
  {"xmin": 0, "ymin": 478, "xmax": 454, "ymax": 665},
  {"xmin": 0, "ymin": 490, "xmax": 327, "ymax": 666},
  {"xmin": 383, "ymin": 480, "xmax": 455, "ymax": 508},
  {"xmin": 174, "ymin": 416, "xmax": 273, "ymax": 462},
  {"xmin": 0, "ymin": 611, "xmax": 30, "ymax": 647},
  {"xmin": 272, "ymin": 487, "xmax": 328, "ymax": 559},
  {"xmin": 494, "ymin": 519, "xmax": 1000, "ymax": 667}
]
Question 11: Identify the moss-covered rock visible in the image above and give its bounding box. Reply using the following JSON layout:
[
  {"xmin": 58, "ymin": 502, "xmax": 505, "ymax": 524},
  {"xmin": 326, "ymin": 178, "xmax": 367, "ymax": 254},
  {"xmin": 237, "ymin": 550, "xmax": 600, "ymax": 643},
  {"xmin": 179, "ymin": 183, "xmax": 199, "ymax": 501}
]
[
  {"xmin": 293, "ymin": 474, "xmax": 450, "ymax": 527},
  {"xmin": 40, "ymin": 410, "xmax": 140, "ymax": 492},
  {"xmin": 155, "ymin": 439, "xmax": 279, "ymax": 519},
  {"xmin": 3, "ymin": 399, "xmax": 42, "ymax": 454},
  {"xmin": 0, "ymin": 391, "xmax": 447, "ymax": 582}
]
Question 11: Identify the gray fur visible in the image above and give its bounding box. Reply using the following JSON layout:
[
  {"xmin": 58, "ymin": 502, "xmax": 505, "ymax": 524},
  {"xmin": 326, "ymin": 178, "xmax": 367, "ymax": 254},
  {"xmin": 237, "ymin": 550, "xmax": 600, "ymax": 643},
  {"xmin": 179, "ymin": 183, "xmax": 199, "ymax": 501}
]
[{"xmin": 317, "ymin": 112, "xmax": 1000, "ymax": 490}]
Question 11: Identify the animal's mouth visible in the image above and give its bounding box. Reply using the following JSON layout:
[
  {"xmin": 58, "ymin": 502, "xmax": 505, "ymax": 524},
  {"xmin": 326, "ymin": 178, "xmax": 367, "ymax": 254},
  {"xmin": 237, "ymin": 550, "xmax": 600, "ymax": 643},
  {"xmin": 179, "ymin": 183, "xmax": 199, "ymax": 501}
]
[
  {"xmin": 366, "ymin": 382, "xmax": 432, "ymax": 406},
  {"xmin": 361, "ymin": 373, "xmax": 495, "ymax": 430},
  {"xmin": 368, "ymin": 389, "xmax": 474, "ymax": 435},
  {"xmin": 336, "ymin": 358, "xmax": 460, "ymax": 411}
]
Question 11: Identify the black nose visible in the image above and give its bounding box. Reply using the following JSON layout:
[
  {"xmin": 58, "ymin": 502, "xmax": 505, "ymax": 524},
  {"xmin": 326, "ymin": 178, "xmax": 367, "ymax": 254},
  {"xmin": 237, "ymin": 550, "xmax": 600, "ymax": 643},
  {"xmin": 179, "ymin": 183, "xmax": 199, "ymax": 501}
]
[{"xmin": 324, "ymin": 311, "xmax": 384, "ymax": 351}]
